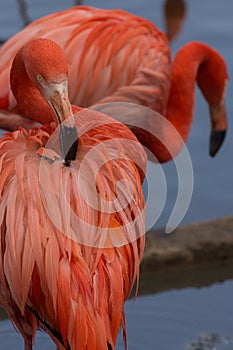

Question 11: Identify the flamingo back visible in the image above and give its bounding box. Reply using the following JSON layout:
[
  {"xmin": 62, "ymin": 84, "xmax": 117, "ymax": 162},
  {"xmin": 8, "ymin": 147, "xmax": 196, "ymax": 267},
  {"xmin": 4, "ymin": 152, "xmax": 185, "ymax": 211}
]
[{"xmin": 0, "ymin": 6, "xmax": 171, "ymax": 115}]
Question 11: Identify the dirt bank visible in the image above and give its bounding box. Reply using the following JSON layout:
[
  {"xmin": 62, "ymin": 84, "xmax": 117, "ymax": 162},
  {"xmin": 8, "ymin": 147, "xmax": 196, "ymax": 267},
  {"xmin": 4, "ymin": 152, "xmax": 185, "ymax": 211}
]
[{"xmin": 142, "ymin": 216, "xmax": 233, "ymax": 272}]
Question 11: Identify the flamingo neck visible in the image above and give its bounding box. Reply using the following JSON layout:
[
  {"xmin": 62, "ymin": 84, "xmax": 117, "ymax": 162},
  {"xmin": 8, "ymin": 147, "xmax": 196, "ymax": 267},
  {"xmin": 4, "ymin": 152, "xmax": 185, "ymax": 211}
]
[
  {"xmin": 10, "ymin": 49, "xmax": 54, "ymax": 125},
  {"xmin": 155, "ymin": 42, "xmax": 227, "ymax": 162},
  {"xmin": 167, "ymin": 43, "xmax": 206, "ymax": 138}
]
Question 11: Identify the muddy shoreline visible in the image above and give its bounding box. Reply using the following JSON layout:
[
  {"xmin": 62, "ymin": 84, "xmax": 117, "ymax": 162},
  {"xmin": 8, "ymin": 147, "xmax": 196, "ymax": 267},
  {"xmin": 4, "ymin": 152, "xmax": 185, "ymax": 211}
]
[{"xmin": 141, "ymin": 215, "xmax": 233, "ymax": 272}]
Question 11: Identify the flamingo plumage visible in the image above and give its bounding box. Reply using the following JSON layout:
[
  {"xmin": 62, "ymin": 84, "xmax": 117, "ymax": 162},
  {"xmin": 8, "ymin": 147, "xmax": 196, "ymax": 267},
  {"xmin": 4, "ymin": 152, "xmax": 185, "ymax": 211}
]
[
  {"xmin": 0, "ymin": 6, "xmax": 228, "ymax": 162},
  {"xmin": 0, "ymin": 38, "xmax": 147, "ymax": 349}
]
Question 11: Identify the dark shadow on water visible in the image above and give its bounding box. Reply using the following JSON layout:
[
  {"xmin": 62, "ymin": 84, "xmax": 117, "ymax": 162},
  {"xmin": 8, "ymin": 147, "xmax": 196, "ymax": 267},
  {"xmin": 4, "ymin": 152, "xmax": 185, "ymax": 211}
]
[{"xmin": 137, "ymin": 260, "xmax": 233, "ymax": 297}]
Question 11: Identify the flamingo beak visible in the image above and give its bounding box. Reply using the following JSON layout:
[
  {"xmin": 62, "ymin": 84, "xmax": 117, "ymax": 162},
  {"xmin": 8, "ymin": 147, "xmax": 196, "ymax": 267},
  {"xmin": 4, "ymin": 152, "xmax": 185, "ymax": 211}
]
[
  {"xmin": 209, "ymin": 102, "xmax": 227, "ymax": 157},
  {"xmin": 47, "ymin": 81, "xmax": 73, "ymax": 124},
  {"xmin": 209, "ymin": 129, "xmax": 226, "ymax": 157},
  {"xmin": 46, "ymin": 81, "xmax": 78, "ymax": 165}
]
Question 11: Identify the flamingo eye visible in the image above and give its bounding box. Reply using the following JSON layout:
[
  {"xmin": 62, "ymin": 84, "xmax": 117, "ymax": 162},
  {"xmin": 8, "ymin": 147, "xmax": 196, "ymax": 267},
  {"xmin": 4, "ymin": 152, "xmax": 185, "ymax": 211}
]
[{"xmin": 37, "ymin": 74, "xmax": 43, "ymax": 82}]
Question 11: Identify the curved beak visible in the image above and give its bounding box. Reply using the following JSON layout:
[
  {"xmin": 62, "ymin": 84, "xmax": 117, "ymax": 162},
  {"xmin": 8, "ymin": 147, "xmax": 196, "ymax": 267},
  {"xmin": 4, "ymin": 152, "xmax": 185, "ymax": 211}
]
[
  {"xmin": 46, "ymin": 81, "xmax": 78, "ymax": 165},
  {"xmin": 47, "ymin": 81, "xmax": 73, "ymax": 124},
  {"xmin": 209, "ymin": 102, "xmax": 227, "ymax": 157}
]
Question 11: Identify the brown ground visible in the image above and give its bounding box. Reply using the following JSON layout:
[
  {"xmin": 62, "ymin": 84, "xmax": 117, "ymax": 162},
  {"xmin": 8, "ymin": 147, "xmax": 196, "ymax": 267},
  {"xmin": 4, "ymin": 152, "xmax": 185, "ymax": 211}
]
[{"xmin": 142, "ymin": 215, "xmax": 233, "ymax": 272}]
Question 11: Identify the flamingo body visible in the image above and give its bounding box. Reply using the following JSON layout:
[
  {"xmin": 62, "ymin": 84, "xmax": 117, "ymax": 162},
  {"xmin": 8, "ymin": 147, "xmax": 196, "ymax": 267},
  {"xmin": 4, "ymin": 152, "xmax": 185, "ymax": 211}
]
[
  {"xmin": 0, "ymin": 38, "xmax": 147, "ymax": 349},
  {"xmin": 0, "ymin": 6, "xmax": 228, "ymax": 162},
  {"xmin": 0, "ymin": 111, "xmax": 146, "ymax": 350},
  {"xmin": 0, "ymin": 6, "xmax": 170, "ymax": 115}
]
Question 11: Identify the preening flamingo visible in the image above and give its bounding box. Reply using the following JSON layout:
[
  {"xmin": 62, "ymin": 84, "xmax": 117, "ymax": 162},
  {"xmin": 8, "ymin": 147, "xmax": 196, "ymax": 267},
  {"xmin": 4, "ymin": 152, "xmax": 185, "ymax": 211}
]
[
  {"xmin": 0, "ymin": 6, "xmax": 228, "ymax": 162},
  {"xmin": 0, "ymin": 37, "xmax": 147, "ymax": 349}
]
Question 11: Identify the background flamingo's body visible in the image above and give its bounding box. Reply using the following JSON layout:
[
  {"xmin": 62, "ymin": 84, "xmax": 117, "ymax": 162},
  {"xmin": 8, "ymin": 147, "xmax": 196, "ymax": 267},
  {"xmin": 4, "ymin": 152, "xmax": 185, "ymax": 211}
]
[
  {"xmin": 0, "ymin": 6, "xmax": 228, "ymax": 162},
  {"xmin": 0, "ymin": 6, "xmax": 170, "ymax": 121}
]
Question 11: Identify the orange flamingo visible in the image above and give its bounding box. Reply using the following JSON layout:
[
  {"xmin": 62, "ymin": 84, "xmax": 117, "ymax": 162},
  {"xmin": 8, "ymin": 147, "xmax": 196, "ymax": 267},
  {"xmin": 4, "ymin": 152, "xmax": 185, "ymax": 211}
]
[
  {"xmin": 0, "ymin": 37, "xmax": 147, "ymax": 349},
  {"xmin": 0, "ymin": 6, "xmax": 228, "ymax": 162}
]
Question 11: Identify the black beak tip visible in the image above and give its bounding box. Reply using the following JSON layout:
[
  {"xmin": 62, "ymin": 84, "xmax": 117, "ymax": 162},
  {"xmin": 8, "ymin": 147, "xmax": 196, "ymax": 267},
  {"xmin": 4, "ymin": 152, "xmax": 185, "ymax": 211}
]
[
  {"xmin": 209, "ymin": 129, "xmax": 226, "ymax": 157},
  {"xmin": 59, "ymin": 125, "xmax": 78, "ymax": 166},
  {"xmin": 107, "ymin": 342, "xmax": 113, "ymax": 350},
  {"xmin": 64, "ymin": 139, "xmax": 78, "ymax": 166}
]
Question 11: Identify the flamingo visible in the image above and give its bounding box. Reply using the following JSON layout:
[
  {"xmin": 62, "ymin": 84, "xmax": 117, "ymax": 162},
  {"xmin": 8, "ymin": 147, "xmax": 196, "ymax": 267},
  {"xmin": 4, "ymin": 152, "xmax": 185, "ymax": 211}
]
[
  {"xmin": 0, "ymin": 6, "xmax": 228, "ymax": 162},
  {"xmin": 0, "ymin": 37, "xmax": 147, "ymax": 349}
]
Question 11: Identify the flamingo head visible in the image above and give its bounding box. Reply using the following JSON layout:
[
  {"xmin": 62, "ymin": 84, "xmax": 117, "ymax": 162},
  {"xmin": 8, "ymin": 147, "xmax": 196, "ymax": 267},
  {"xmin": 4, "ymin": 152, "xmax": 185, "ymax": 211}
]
[
  {"xmin": 23, "ymin": 38, "xmax": 78, "ymax": 166},
  {"xmin": 23, "ymin": 38, "xmax": 73, "ymax": 124}
]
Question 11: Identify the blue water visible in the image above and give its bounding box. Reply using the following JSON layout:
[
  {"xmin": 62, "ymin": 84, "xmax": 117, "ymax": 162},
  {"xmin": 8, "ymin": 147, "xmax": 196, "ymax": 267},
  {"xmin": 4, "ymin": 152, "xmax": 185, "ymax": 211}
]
[{"xmin": 0, "ymin": 0, "xmax": 232, "ymax": 349}]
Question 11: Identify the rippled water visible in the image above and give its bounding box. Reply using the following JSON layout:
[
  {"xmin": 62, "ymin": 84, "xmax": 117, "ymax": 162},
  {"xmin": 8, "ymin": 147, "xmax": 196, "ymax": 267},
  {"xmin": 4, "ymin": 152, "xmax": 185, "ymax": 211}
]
[{"xmin": 0, "ymin": 0, "xmax": 232, "ymax": 349}]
